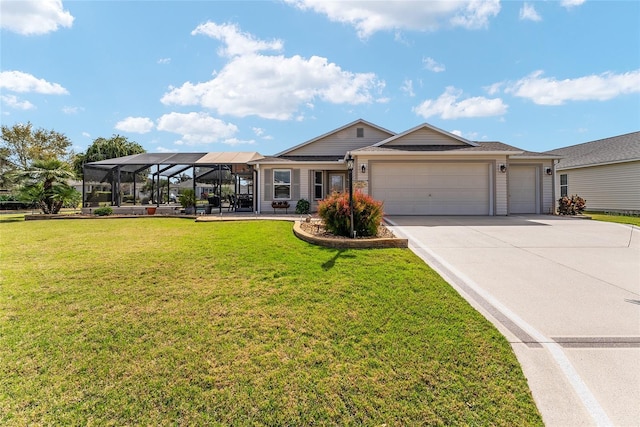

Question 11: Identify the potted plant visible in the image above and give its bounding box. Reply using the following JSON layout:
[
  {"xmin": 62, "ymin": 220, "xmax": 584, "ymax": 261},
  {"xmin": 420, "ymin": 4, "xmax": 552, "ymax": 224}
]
[{"xmin": 179, "ymin": 189, "xmax": 197, "ymax": 214}]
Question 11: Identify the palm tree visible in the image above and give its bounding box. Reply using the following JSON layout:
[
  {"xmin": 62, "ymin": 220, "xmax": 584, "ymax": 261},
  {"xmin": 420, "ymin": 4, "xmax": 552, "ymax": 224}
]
[{"xmin": 16, "ymin": 159, "xmax": 77, "ymax": 214}]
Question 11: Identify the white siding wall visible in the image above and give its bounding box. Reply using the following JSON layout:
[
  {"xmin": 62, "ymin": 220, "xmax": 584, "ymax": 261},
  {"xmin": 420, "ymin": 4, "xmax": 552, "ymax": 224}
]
[
  {"xmin": 495, "ymin": 157, "xmax": 508, "ymax": 215},
  {"xmin": 542, "ymin": 161, "xmax": 554, "ymax": 214},
  {"xmin": 383, "ymin": 128, "xmax": 467, "ymax": 146},
  {"xmin": 558, "ymin": 161, "xmax": 640, "ymax": 212},
  {"xmin": 286, "ymin": 123, "xmax": 392, "ymax": 156},
  {"xmin": 258, "ymin": 164, "xmax": 329, "ymax": 213}
]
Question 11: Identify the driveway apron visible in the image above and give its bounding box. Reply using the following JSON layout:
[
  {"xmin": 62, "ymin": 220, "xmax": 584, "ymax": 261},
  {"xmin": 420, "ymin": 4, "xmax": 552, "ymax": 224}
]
[{"xmin": 386, "ymin": 215, "xmax": 640, "ymax": 427}]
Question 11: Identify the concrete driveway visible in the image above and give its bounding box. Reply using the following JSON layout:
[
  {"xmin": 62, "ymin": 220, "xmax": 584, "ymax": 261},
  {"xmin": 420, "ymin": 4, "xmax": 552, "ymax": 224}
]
[{"xmin": 385, "ymin": 215, "xmax": 640, "ymax": 427}]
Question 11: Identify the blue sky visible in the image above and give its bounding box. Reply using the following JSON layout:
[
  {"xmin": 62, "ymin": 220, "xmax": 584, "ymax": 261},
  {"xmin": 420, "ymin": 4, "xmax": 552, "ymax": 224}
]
[{"xmin": 1, "ymin": 0, "xmax": 638, "ymax": 156}]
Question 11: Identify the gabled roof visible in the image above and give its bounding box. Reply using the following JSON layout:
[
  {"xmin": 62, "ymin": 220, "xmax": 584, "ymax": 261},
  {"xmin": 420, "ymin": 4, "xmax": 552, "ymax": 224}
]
[
  {"xmin": 354, "ymin": 141, "xmax": 524, "ymax": 155},
  {"xmin": 374, "ymin": 122, "xmax": 479, "ymax": 147},
  {"xmin": 274, "ymin": 118, "xmax": 395, "ymax": 157},
  {"xmin": 546, "ymin": 131, "xmax": 640, "ymax": 169}
]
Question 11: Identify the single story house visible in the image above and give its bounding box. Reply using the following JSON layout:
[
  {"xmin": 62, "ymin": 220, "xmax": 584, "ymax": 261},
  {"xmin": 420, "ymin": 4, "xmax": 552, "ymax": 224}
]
[
  {"xmin": 251, "ymin": 119, "xmax": 558, "ymax": 216},
  {"xmin": 82, "ymin": 119, "xmax": 560, "ymax": 216},
  {"xmin": 545, "ymin": 131, "xmax": 640, "ymax": 214}
]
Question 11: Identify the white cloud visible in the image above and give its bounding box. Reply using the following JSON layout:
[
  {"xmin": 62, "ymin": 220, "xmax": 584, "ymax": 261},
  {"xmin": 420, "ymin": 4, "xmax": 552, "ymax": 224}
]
[
  {"xmin": 62, "ymin": 106, "xmax": 83, "ymax": 114},
  {"xmin": 0, "ymin": 70, "xmax": 68, "ymax": 94},
  {"xmin": 192, "ymin": 22, "xmax": 283, "ymax": 57},
  {"xmin": 157, "ymin": 58, "xmax": 171, "ymax": 64},
  {"xmin": 561, "ymin": 0, "xmax": 586, "ymax": 8},
  {"xmin": 423, "ymin": 57, "xmax": 446, "ymax": 72},
  {"xmin": 414, "ymin": 86, "xmax": 508, "ymax": 119},
  {"xmin": 519, "ymin": 3, "xmax": 541, "ymax": 21},
  {"xmin": 163, "ymin": 53, "xmax": 383, "ymax": 120},
  {"xmin": 484, "ymin": 82, "xmax": 503, "ymax": 95},
  {"xmin": 449, "ymin": 0, "xmax": 502, "ymax": 30},
  {"xmin": 0, "ymin": 0, "xmax": 74, "ymax": 35},
  {"xmin": 285, "ymin": 0, "xmax": 500, "ymax": 38},
  {"xmin": 222, "ymin": 138, "xmax": 255, "ymax": 146},
  {"xmin": 504, "ymin": 69, "xmax": 640, "ymax": 105},
  {"xmin": 401, "ymin": 79, "xmax": 415, "ymax": 97},
  {"xmin": 156, "ymin": 146, "xmax": 179, "ymax": 153},
  {"xmin": 1, "ymin": 94, "xmax": 35, "ymax": 110},
  {"xmin": 450, "ymin": 129, "xmax": 480, "ymax": 140},
  {"xmin": 82, "ymin": 132, "xmax": 91, "ymax": 138},
  {"xmin": 115, "ymin": 116, "xmax": 155, "ymax": 133},
  {"xmin": 156, "ymin": 112, "xmax": 238, "ymax": 145}
]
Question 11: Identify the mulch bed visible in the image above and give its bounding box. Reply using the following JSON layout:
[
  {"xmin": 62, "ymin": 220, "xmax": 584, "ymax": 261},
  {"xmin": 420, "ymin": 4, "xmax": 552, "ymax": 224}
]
[{"xmin": 299, "ymin": 219, "xmax": 395, "ymax": 239}]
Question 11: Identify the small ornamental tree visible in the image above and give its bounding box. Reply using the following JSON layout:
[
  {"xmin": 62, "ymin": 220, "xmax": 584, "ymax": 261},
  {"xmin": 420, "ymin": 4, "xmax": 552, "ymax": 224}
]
[{"xmin": 318, "ymin": 191, "xmax": 384, "ymax": 237}]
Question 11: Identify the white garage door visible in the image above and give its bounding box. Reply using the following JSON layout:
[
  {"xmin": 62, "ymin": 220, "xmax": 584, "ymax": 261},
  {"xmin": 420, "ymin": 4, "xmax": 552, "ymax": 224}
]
[
  {"xmin": 509, "ymin": 166, "xmax": 538, "ymax": 214},
  {"xmin": 371, "ymin": 162, "xmax": 490, "ymax": 215}
]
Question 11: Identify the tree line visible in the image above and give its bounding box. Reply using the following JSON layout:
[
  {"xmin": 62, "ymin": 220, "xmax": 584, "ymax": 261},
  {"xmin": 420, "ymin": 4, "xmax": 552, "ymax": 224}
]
[{"xmin": 1, "ymin": 122, "xmax": 145, "ymax": 214}]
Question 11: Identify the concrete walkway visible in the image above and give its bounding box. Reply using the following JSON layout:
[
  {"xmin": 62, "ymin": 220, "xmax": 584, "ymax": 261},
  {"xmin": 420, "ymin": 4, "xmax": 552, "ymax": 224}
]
[{"xmin": 386, "ymin": 215, "xmax": 640, "ymax": 427}]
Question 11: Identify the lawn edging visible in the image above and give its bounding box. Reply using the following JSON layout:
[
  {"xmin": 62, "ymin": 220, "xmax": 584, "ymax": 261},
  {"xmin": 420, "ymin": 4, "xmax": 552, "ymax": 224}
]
[{"xmin": 292, "ymin": 221, "xmax": 408, "ymax": 249}]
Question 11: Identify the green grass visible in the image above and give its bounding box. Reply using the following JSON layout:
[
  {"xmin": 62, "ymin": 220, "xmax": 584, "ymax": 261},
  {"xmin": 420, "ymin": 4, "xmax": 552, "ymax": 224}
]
[
  {"xmin": 0, "ymin": 218, "xmax": 542, "ymax": 425},
  {"xmin": 586, "ymin": 212, "xmax": 640, "ymax": 227}
]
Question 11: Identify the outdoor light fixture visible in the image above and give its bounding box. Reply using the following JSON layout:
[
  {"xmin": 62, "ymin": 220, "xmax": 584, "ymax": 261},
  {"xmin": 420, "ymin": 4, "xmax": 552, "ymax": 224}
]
[
  {"xmin": 545, "ymin": 167, "xmax": 553, "ymax": 175},
  {"xmin": 346, "ymin": 152, "xmax": 355, "ymax": 238},
  {"xmin": 499, "ymin": 164, "xmax": 507, "ymax": 173},
  {"xmin": 361, "ymin": 164, "xmax": 366, "ymax": 174}
]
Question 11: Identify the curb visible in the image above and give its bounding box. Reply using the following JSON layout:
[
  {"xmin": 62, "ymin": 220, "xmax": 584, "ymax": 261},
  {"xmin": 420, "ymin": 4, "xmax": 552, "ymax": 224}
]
[{"xmin": 292, "ymin": 221, "xmax": 408, "ymax": 249}]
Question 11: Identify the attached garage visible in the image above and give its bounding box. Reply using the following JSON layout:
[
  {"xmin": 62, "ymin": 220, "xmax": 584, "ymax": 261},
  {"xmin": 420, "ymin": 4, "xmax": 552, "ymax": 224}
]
[
  {"xmin": 371, "ymin": 162, "xmax": 492, "ymax": 215},
  {"xmin": 509, "ymin": 165, "xmax": 539, "ymax": 214}
]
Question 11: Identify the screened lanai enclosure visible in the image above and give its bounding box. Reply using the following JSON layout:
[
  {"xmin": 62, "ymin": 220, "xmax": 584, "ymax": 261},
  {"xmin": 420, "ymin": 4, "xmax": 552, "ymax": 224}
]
[{"xmin": 82, "ymin": 152, "xmax": 263, "ymax": 214}]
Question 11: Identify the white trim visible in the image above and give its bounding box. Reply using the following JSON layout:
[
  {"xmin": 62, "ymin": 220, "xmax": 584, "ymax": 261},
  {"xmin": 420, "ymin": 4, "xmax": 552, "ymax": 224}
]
[
  {"xmin": 273, "ymin": 169, "xmax": 292, "ymax": 200},
  {"xmin": 354, "ymin": 149, "xmax": 524, "ymax": 156}
]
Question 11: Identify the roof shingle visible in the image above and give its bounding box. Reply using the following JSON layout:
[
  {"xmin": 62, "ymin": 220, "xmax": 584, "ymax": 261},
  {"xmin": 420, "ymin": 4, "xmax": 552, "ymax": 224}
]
[{"xmin": 546, "ymin": 131, "xmax": 640, "ymax": 169}]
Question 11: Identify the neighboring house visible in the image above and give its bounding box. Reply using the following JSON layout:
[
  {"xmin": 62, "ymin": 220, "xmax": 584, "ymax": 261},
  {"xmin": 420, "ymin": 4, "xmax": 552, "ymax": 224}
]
[
  {"xmin": 252, "ymin": 119, "xmax": 558, "ymax": 215},
  {"xmin": 546, "ymin": 131, "xmax": 640, "ymax": 213}
]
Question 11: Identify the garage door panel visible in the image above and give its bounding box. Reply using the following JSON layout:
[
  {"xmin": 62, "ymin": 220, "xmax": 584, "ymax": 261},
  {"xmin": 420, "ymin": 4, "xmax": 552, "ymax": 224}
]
[
  {"xmin": 509, "ymin": 166, "xmax": 537, "ymax": 214},
  {"xmin": 372, "ymin": 162, "xmax": 490, "ymax": 215}
]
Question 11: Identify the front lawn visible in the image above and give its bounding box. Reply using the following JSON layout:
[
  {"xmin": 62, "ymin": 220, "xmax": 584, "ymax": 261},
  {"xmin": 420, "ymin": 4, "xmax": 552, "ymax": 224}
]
[
  {"xmin": 0, "ymin": 218, "xmax": 542, "ymax": 425},
  {"xmin": 586, "ymin": 212, "xmax": 640, "ymax": 227}
]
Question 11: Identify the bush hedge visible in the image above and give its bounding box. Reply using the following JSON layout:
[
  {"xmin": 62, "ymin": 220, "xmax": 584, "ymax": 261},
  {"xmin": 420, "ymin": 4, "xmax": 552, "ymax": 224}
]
[
  {"xmin": 558, "ymin": 195, "xmax": 586, "ymax": 215},
  {"xmin": 318, "ymin": 191, "xmax": 384, "ymax": 237}
]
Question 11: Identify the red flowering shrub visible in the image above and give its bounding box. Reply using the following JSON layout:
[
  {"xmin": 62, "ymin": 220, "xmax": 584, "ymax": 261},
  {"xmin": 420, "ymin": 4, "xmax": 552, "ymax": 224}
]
[
  {"xmin": 558, "ymin": 195, "xmax": 586, "ymax": 215},
  {"xmin": 317, "ymin": 191, "xmax": 384, "ymax": 237}
]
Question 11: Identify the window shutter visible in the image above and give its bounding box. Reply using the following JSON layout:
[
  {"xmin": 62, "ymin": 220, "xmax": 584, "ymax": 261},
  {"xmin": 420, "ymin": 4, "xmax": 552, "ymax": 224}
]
[
  {"xmin": 292, "ymin": 169, "xmax": 300, "ymax": 200},
  {"xmin": 264, "ymin": 169, "xmax": 272, "ymax": 200}
]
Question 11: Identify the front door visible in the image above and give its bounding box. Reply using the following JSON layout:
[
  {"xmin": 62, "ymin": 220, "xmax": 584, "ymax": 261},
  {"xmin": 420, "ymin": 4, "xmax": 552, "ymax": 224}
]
[{"xmin": 329, "ymin": 173, "xmax": 345, "ymax": 193}]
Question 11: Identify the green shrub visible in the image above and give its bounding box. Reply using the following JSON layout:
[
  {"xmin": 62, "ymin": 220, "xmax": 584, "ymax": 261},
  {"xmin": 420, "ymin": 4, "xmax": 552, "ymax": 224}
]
[
  {"xmin": 94, "ymin": 206, "xmax": 113, "ymax": 216},
  {"xmin": 178, "ymin": 189, "xmax": 196, "ymax": 208},
  {"xmin": 318, "ymin": 191, "xmax": 384, "ymax": 237},
  {"xmin": 295, "ymin": 198, "xmax": 310, "ymax": 214},
  {"xmin": 558, "ymin": 195, "xmax": 586, "ymax": 215}
]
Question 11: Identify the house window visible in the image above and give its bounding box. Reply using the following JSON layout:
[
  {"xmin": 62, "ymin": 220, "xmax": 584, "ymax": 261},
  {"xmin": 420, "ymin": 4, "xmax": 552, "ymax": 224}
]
[
  {"xmin": 329, "ymin": 173, "xmax": 345, "ymax": 193},
  {"xmin": 274, "ymin": 169, "xmax": 291, "ymax": 199},
  {"xmin": 356, "ymin": 127, "xmax": 364, "ymax": 138},
  {"xmin": 314, "ymin": 171, "xmax": 323, "ymax": 200},
  {"xmin": 560, "ymin": 174, "xmax": 568, "ymax": 197}
]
